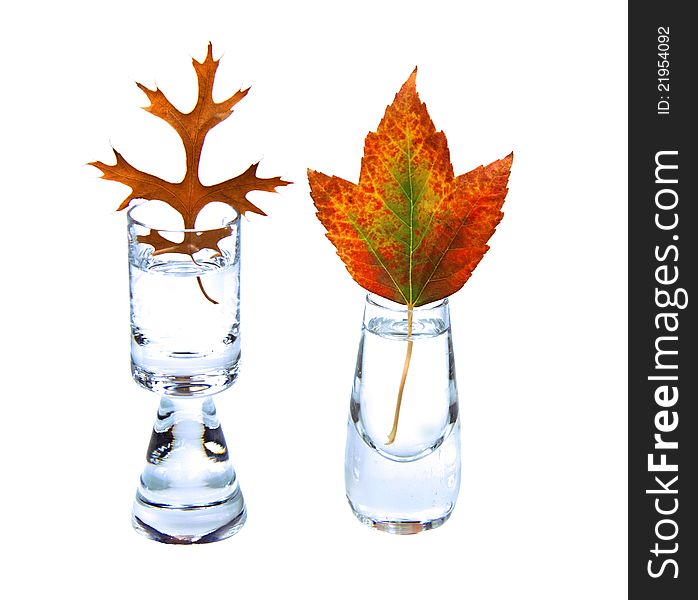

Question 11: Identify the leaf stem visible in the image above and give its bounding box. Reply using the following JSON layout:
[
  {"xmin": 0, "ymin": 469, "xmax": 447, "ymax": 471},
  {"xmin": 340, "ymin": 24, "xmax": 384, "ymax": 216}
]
[
  {"xmin": 196, "ymin": 276, "xmax": 219, "ymax": 305},
  {"xmin": 386, "ymin": 304, "xmax": 414, "ymax": 445},
  {"xmin": 191, "ymin": 252, "xmax": 219, "ymax": 305}
]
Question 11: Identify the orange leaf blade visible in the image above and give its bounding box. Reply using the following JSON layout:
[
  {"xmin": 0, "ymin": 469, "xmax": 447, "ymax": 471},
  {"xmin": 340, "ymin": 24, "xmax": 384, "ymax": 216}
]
[
  {"xmin": 308, "ymin": 170, "xmax": 407, "ymax": 303},
  {"xmin": 413, "ymin": 153, "xmax": 513, "ymax": 305},
  {"xmin": 309, "ymin": 70, "xmax": 513, "ymax": 306}
]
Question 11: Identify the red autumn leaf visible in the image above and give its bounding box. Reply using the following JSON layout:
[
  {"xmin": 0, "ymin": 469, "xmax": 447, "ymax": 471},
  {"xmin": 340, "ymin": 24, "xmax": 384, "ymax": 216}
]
[
  {"xmin": 308, "ymin": 69, "xmax": 512, "ymax": 308},
  {"xmin": 91, "ymin": 43, "xmax": 290, "ymax": 256},
  {"xmin": 308, "ymin": 69, "xmax": 513, "ymax": 444}
]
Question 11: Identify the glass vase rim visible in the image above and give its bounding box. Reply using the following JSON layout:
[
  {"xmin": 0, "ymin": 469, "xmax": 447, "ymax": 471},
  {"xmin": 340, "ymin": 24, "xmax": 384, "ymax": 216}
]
[
  {"xmin": 127, "ymin": 201, "xmax": 241, "ymax": 234},
  {"xmin": 366, "ymin": 293, "xmax": 449, "ymax": 312}
]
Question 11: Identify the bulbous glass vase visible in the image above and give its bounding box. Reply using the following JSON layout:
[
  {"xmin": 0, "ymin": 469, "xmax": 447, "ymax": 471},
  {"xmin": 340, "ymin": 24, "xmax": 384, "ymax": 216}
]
[{"xmin": 345, "ymin": 294, "xmax": 461, "ymax": 534}]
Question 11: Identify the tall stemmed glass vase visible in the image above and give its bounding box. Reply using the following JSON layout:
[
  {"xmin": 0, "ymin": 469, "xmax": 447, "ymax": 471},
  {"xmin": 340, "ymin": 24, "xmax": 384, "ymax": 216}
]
[
  {"xmin": 127, "ymin": 201, "xmax": 246, "ymax": 544},
  {"xmin": 345, "ymin": 294, "xmax": 461, "ymax": 534}
]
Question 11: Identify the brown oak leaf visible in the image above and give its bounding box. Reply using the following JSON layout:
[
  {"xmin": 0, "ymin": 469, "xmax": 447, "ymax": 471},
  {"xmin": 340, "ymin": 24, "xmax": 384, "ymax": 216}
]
[{"xmin": 91, "ymin": 43, "xmax": 290, "ymax": 256}]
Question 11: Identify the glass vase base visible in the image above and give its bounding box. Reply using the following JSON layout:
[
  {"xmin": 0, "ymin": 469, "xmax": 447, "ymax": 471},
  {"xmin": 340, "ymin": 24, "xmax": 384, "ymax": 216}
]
[
  {"xmin": 348, "ymin": 499, "xmax": 453, "ymax": 535},
  {"xmin": 132, "ymin": 489, "xmax": 247, "ymax": 544},
  {"xmin": 132, "ymin": 395, "xmax": 246, "ymax": 544}
]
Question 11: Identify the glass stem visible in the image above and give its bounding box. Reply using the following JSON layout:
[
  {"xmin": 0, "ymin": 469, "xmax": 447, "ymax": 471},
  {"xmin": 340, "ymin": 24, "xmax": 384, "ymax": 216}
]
[{"xmin": 386, "ymin": 304, "xmax": 414, "ymax": 445}]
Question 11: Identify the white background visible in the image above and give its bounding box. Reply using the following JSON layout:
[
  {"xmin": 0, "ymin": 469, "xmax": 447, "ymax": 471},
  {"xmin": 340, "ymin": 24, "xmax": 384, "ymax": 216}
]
[{"xmin": 1, "ymin": 1, "xmax": 627, "ymax": 598}]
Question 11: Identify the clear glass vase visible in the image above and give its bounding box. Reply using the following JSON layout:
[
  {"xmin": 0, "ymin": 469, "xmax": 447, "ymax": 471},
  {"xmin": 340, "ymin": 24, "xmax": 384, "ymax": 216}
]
[
  {"xmin": 345, "ymin": 294, "xmax": 461, "ymax": 534},
  {"xmin": 128, "ymin": 203, "xmax": 241, "ymax": 397},
  {"xmin": 126, "ymin": 201, "xmax": 246, "ymax": 543}
]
